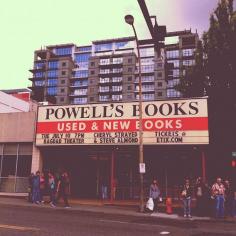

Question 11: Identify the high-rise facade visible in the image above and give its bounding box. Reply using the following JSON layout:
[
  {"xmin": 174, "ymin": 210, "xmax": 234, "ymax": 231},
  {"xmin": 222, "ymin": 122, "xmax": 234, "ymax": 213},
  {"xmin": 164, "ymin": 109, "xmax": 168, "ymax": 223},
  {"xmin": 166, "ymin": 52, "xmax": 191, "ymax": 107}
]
[{"xmin": 29, "ymin": 30, "xmax": 198, "ymax": 104}]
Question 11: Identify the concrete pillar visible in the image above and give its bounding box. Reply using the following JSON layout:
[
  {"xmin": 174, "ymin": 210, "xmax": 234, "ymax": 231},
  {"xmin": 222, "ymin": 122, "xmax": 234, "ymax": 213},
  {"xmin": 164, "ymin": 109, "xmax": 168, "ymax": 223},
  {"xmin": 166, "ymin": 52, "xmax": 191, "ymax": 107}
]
[{"xmin": 31, "ymin": 145, "xmax": 43, "ymax": 173}]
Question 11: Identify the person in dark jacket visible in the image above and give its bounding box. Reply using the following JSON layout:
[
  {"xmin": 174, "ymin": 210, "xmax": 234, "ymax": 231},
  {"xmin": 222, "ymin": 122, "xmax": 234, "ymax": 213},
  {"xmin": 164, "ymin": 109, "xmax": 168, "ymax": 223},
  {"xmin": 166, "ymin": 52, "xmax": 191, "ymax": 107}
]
[
  {"xmin": 28, "ymin": 173, "xmax": 34, "ymax": 203},
  {"xmin": 224, "ymin": 180, "xmax": 234, "ymax": 217},
  {"xmin": 149, "ymin": 179, "xmax": 161, "ymax": 212},
  {"xmin": 181, "ymin": 178, "xmax": 193, "ymax": 217},
  {"xmin": 32, "ymin": 171, "xmax": 40, "ymax": 204}
]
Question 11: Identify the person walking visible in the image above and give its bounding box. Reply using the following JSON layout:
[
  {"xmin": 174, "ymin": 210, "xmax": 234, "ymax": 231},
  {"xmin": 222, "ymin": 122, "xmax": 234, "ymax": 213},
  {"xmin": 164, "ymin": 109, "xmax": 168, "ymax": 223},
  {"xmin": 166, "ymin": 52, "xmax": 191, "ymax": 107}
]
[
  {"xmin": 212, "ymin": 177, "xmax": 225, "ymax": 218},
  {"xmin": 32, "ymin": 171, "xmax": 40, "ymax": 204},
  {"xmin": 56, "ymin": 171, "xmax": 70, "ymax": 208},
  {"xmin": 48, "ymin": 172, "xmax": 56, "ymax": 207},
  {"xmin": 149, "ymin": 179, "xmax": 161, "ymax": 212},
  {"xmin": 181, "ymin": 178, "xmax": 193, "ymax": 218}
]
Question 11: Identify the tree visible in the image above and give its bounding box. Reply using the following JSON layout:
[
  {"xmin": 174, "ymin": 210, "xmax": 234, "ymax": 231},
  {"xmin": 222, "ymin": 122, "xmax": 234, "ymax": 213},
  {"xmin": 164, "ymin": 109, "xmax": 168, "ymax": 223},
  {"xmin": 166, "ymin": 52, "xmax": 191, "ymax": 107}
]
[{"xmin": 176, "ymin": 0, "xmax": 236, "ymax": 173}]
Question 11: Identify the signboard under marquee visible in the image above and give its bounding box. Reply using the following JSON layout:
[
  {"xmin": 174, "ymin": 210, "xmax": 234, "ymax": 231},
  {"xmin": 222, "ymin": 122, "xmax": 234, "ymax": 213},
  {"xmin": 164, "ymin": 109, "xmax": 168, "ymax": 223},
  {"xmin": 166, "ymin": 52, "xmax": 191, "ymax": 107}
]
[{"xmin": 35, "ymin": 98, "xmax": 209, "ymax": 146}]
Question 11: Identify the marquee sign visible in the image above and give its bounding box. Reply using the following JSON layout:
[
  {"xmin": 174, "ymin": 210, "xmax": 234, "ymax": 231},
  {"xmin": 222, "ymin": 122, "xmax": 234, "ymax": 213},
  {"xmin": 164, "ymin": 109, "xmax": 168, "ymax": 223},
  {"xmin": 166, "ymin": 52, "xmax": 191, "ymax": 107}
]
[{"xmin": 35, "ymin": 98, "xmax": 209, "ymax": 146}]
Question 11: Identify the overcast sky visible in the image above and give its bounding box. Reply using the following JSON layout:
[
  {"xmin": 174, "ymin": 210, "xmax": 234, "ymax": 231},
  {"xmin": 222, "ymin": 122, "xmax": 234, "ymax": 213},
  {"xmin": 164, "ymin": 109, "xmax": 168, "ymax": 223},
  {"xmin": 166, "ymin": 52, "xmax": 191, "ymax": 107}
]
[{"xmin": 0, "ymin": 0, "xmax": 233, "ymax": 89}]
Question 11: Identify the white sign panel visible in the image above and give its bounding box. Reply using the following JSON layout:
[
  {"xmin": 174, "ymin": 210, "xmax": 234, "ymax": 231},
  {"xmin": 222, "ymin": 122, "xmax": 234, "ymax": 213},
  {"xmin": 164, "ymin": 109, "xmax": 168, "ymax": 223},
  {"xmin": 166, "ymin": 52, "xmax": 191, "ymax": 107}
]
[
  {"xmin": 139, "ymin": 163, "xmax": 146, "ymax": 173},
  {"xmin": 35, "ymin": 98, "xmax": 209, "ymax": 146}
]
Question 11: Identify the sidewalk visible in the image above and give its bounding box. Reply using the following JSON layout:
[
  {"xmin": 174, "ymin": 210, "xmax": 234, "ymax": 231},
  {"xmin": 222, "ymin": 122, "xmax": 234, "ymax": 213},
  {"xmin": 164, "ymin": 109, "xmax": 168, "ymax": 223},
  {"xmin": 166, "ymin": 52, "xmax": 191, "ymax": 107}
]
[{"xmin": 0, "ymin": 196, "xmax": 235, "ymax": 223}]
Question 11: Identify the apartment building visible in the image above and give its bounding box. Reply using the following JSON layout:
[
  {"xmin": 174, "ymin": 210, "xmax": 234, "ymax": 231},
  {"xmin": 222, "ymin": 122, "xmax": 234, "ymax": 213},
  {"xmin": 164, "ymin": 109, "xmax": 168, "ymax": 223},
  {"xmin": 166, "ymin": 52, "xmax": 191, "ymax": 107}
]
[{"xmin": 29, "ymin": 30, "xmax": 198, "ymax": 104}]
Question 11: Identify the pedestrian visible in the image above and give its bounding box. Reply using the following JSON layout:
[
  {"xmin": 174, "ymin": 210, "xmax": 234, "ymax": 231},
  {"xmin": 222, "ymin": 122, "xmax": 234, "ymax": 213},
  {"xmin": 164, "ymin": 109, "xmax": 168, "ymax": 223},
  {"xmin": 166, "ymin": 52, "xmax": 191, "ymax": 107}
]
[
  {"xmin": 211, "ymin": 177, "xmax": 225, "ymax": 218},
  {"xmin": 181, "ymin": 178, "xmax": 193, "ymax": 218},
  {"xmin": 56, "ymin": 171, "xmax": 71, "ymax": 208},
  {"xmin": 48, "ymin": 172, "xmax": 56, "ymax": 207},
  {"xmin": 194, "ymin": 177, "xmax": 210, "ymax": 216},
  {"xmin": 28, "ymin": 173, "xmax": 34, "ymax": 203},
  {"xmin": 149, "ymin": 179, "xmax": 161, "ymax": 212},
  {"xmin": 224, "ymin": 180, "xmax": 234, "ymax": 217},
  {"xmin": 39, "ymin": 172, "xmax": 45, "ymax": 203},
  {"xmin": 101, "ymin": 177, "xmax": 108, "ymax": 200},
  {"xmin": 32, "ymin": 171, "xmax": 40, "ymax": 204}
]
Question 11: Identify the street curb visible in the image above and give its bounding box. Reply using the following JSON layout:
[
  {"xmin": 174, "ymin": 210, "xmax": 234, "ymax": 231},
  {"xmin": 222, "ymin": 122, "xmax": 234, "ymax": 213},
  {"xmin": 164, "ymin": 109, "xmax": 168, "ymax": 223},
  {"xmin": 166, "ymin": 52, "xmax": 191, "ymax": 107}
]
[{"xmin": 0, "ymin": 200, "xmax": 235, "ymax": 225}]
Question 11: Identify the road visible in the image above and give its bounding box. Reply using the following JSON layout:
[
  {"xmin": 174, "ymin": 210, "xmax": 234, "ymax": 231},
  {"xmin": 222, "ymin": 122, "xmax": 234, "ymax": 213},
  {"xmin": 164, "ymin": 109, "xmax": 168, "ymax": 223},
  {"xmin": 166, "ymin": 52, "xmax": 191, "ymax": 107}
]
[{"xmin": 0, "ymin": 204, "xmax": 235, "ymax": 236}]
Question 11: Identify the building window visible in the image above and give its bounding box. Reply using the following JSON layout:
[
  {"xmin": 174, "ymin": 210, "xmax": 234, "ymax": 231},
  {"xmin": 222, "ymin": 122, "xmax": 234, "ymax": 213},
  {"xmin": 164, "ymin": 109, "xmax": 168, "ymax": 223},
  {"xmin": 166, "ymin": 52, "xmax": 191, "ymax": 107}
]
[
  {"xmin": 127, "ymin": 85, "xmax": 132, "ymax": 91},
  {"xmin": 62, "ymin": 62, "xmax": 67, "ymax": 67},
  {"xmin": 99, "ymin": 69, "xmax": 110, "ymax": 74},
  {"xmin": 90, "ymin": 97, "xmax": 94, "ymax": 102},
  {"xmin": 166, "ymin": 50, "xmax": 179, "ymax": 59},
  {"xmin": 48, "ymin": 61, "xmax": 58, "ymax": 69},
  {"xmin": 100, "ymin": 77, "xmax": 109, "ymax": 83},
  {"xmin": 90, "ymin": 70, "xmax": 95, "ymax": 75},
  {"xmin": 183, "ymin": 60, "xmax": 195, "ymax": 67},
  {"xmin": 55, "ymin": 47, "xmax": 72, "ymax": 56},
  {"xmin": 60, "ymin": 88, "xmax": 65, "ymax": 93},
  {"xmin": 167, "ymin": 79, "xmax": 180, "ymax": 88},
  {"xmin": 112, "ymin": 68, "xmax": 122, "ymax": 73},
  {"xmin": 141, "ymin": 58, "xmax": 154, "ymax": 65},
  {"xmin": 135, "ymin": 76, "xmax": 154, "ymax": 83},
  {"xmin": 167, "ymin": 89, "xmax": 181, "ymax": 98},
  {"xmin": 115, "ymin": 41, "xmax": 134, "ymax": 50},
  {"xmin": 112, "ymin": 57, "xmax": 123, "ymax": 64},
  {"xmin": 136, "ymin": 93, "xmax": 154, "ymax": 100},
  {"xmin": 112, "ymin": 94, "xmax": 122, "ymax": 101},
  {"xmin": 74, "ymin": 53, "xmax": 91, "ymax": 64},
  {"xmin": 95, "ymin": 43, "xmax": 112, "ymax": 52},
  {"xmin": 74, "ymin": 70, "xmax": 88, "ymax": 78},
  {"xmin": 157, "ymin": 92, "xmax": 163, "ymax": 96},
  {"xmin": 60, "ymin": 97, "xmax": 64, "ymax": 102},
  {"xmin": 35, "ymin": 62, "xmax": 45, "ymax": 69},
  {"xmin": 99, "ymin": 58, "xmax": 110, "ymax": 65},
  {"xmin": 128, "ymin": 58, "xmax": 132, "ymax": 63},
  {"xmin": 90, "ymin": 62, "xmax": 95, "ymax": 67},
  {"xmin": 47, "ymin": 79, "xmax": 57, "ymax": 86},
  {"xmin": 167, "ymin": 60, "xmax": 180, "ymax": 68},
  {"xmin": 74, "ymin": 89, "xmax": 87, "ymax": 95},
  {"xmin": 128, "ymin": 76, "xmax": 132, "ymax": 81},
  {"xmin": 182, "ymin": 49, "xmax": 194, "ymax": 57},
  {"xmin": 73, "ymin": 97, "xmax": 87, "ymax": 104},
  {"xmin": 112, "ymin": 86, "xmax": 122, "ymax": 92},
  {"xmin": 47, "ymin": 87, "xmax": 57, "ymax": 95},
  {"xmin": 99, "ymin": 95, "xmax": 110, "ymax": 101},
  {"xmin": 35, "ymin": 72, "xmax": 45, "ymax": 78},
  {"xmin": 61, "ymin": 80, "xmax": 65, "ymax": 84},
  {"xmin": 172, "ymin": 69, "xmax": 180, "ymax": 78},
  {"xmin": 61, "ymin": 71, "xmax": 66, "ymax": 76},
  {"xmin": 77, "ymin": 46, "xmax": 92, "ymax": 52},
  {"xmin": 112, "ymin": 77, "xmax": 122, "ymax": 82},
  {"xmin": 157, "ymin": 82, "xmax": 163, "ymax": 87},
  {"xmin": 99, "ymin": 86, "xmax": 109, "ymax": 92},
  {"xmin": 141, "ymin": 65, "xmax": 154, "ymax": 73},
  {"xmin": 48, "ymin": 70, "xmax": 58, "ymax": 78},
  {"xmin": 157, "ymin": 72, "xmax": 163, "ymax": 78},
  {"xmin": 140, "ymin": 47, "xmax": 154, "ymax": 57},
  {"xmin": 34, "ymin": 81, "xmax": 45, "ymax": 86},
  {"xmin": 128, "ymin": 67, "xmax": 132, "ymax": 72}
]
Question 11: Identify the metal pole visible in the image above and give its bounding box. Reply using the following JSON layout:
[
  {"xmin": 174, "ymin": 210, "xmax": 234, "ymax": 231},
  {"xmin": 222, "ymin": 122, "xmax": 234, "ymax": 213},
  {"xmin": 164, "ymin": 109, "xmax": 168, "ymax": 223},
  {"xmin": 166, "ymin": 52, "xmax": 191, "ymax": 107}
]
[
  {"xmin": 110, "ymin": 149, "xmax": 115, "ymax": 203},
  {"xmin": 201, "ymin": 149, "xmax": 206, "ymax": 182},
  {"xmin": 131, "ymin": 25, "xmax": 144, "ymax": 213}
]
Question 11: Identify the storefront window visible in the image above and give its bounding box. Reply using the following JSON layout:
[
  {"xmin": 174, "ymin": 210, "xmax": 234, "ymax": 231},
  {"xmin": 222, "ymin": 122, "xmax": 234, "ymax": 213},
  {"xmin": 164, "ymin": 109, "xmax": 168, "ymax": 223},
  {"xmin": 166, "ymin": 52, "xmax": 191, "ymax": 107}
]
[{"xmin": 0, "ymin": 143, "xmax": 32, "ymax": 193}]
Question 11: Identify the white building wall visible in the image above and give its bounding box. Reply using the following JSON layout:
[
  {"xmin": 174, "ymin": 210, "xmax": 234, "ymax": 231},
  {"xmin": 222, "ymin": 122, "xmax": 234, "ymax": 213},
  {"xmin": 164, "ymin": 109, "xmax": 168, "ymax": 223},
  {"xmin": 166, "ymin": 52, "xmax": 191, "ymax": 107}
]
[{"xmin": 0, "ymin": 91, "xmax": 30, "ymax": 113}]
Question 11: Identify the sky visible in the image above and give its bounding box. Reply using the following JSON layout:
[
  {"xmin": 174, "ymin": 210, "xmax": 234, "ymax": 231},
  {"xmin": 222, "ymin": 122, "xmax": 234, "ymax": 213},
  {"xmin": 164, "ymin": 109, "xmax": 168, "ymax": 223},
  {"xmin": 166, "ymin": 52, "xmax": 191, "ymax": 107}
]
[{"xmin": 0, "ymin": 0, "xmax": 230, "ymax": 90}]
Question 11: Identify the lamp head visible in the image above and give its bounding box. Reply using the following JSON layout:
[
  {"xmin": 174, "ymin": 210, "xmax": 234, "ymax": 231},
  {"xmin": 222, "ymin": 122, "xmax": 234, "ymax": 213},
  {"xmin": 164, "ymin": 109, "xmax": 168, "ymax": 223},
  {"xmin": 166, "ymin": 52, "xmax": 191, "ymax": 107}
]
[{"xmin": 125, "ymin": 15, "xmax": 134, "ymax": 25}]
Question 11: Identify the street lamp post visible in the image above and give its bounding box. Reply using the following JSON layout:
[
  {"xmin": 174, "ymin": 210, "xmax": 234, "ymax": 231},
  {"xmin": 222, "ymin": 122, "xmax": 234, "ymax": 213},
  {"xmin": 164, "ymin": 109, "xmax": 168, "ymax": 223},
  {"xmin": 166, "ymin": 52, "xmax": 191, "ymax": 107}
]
[{"xmin": 125, "ymin": 14, "xmax": 144, "ymax": 212}]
